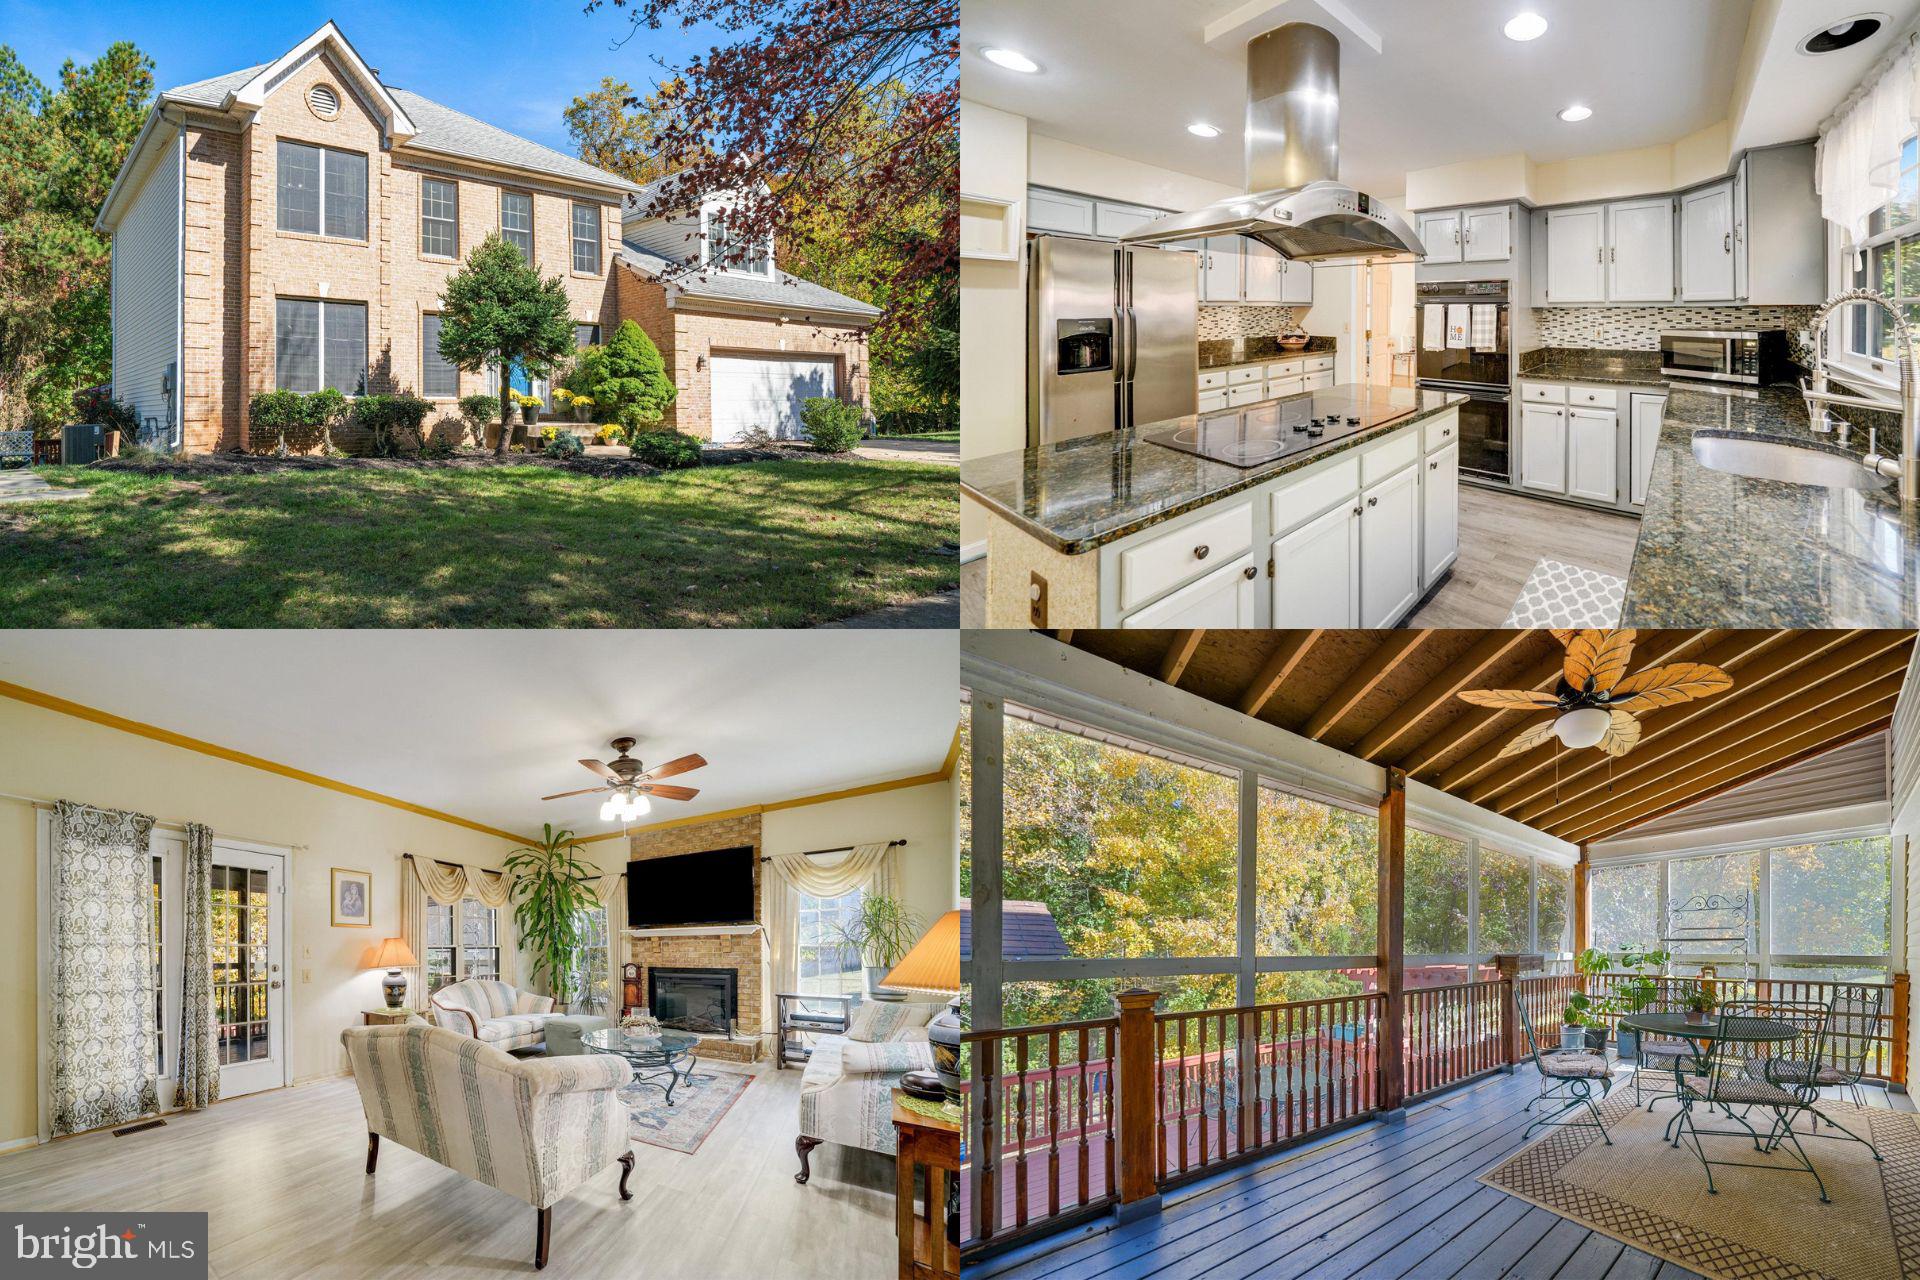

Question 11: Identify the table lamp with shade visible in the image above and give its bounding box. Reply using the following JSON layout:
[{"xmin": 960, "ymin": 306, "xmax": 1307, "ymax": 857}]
[
  {"xmin": 368, "ymin": 937, "xmax": 420, "ymax": 1008},
  {"xmin": 881, "ymin": 910, "xmax": 961, "ymax": 1106}
]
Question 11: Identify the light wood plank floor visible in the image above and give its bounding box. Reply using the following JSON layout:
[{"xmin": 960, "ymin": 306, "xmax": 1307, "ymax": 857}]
[
  {"xmin": 0, "ymin": 1061, "xmax": 896, "ymax": 1279},
  {"xmin": 1408, "ymin": 486, "xmax": 1641, "ymax": 628}
]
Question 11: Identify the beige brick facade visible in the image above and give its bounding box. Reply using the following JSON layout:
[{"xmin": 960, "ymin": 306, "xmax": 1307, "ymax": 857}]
[{"xmin": 624, "ymin": 814, "xmax": 766, "ymax": 1041}]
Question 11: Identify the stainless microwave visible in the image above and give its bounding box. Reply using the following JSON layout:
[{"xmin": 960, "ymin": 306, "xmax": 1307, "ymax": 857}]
[{"xmin": 1659, "ymin": 329, "xmax": 1789, "ymax": 385}]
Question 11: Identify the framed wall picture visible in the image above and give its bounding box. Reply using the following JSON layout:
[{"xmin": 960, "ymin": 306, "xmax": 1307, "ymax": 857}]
[{"xmin": 332, "ymin": 867, "xmax": 372, "ymax": 927}]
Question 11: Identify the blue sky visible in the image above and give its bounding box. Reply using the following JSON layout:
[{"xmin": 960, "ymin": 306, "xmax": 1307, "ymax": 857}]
[{"xmin": 0, "ymin": 0, "xmax": 717, "ymax": 153}]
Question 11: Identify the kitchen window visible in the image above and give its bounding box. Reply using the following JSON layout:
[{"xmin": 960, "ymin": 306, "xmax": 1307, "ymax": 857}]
[
  {"xmin": 274, "ymin": 298, "xmax": 366, "ymax": 394},
  {"xmin": 277, "ymin": 141, "xmax": 367, "ymax": 239},
  {"xmin": 421, "ymin": 313, "xmax": 458, "ymax": 399},
  {"xmin": 1830, "ymin": 134, "xmax": 1920, "ymax": 386},
  {"xmin": 501, "ymin": 192, "xmax": 534, "ymax": 262},
  {"xmin": 420, "ymin": 177, "xmax": 458, "ymax": 257},
  {"xmin": 571, "ymin": 202, "xmax": 601, "ymax": 274}
]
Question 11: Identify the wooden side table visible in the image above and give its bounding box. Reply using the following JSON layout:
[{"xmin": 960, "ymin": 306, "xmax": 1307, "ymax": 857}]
[
  {"xmin": 892, "ymin": 1090, "xmax": 959, "ymax": 1280},
  {"xmin": 363, "ymin": 1008, "xmax": 424, "ymax": 1026}
]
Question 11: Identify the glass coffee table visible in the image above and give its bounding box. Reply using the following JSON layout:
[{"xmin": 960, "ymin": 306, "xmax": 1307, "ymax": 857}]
[{"xmin": 582, "ymin": 1027, "xmax": 702, "ymax": 1105}]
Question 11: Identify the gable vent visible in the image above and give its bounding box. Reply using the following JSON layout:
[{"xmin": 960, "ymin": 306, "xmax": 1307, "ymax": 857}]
[{"xmin": 308, "ymin": 84, "xmax": 340, "ymax": 120}]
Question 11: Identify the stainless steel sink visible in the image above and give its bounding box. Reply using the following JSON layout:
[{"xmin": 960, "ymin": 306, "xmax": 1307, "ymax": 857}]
[{"xmin": 1691, "ymin": 436, "xmax": 1890, "ymax": 489}]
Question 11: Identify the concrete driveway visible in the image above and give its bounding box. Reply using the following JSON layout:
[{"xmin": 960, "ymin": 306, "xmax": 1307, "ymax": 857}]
[{"xmin": 855, "ymin": 437, "xmax": 958, "ymax": 465}]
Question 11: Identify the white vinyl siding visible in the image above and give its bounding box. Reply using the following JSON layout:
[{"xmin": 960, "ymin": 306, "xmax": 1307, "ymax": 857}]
[
  {"xmin": 110, "ymin": 128, "xmax": 182, "ymax": 449},
  {"xmin": 420, "ymin": 177, "xmax": 458, "ymax": 258},
  {"xmin": 421, "ymin": 314, "xmax": 458, "ymax": 399},
  {"xmin": 622, "ymin": 207, "xmax": 706, "ymax": 267},
  {"xmin": 501, "ymin": 191, "xmax": 533, "ymax": 262}
]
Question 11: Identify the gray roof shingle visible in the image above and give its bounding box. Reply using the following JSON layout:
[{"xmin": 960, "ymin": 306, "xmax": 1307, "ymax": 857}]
[
  {"xmin": 959, "ymin": 902, "xmax": 1070, "ymax": 963},
  {"xmin": 617, "ymin": 241, "xmax": 880, "ymax": 321},
  {"xmin": 160, "ymin": 64, "xmax": 265, "ymax": 106}
]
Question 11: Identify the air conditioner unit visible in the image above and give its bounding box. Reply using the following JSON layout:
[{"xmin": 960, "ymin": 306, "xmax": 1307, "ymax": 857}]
[{"xmin": 61, "ymin": 423, "xmax": 102, "ymax": 464}]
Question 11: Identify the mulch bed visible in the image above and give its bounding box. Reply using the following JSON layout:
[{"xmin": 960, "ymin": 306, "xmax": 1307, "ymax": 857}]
[{"xmin": 88, "ymin": 443, "xmax": 828, "ymax": 479}]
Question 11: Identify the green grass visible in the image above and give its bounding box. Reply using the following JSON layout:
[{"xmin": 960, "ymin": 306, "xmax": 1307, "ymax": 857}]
[
  {"xmin": 873, "ymin": 430, "xmax": 959, "ymax": 443},
  {"xmin": 1, "ymin": 459, "xmax": 958, "ymax": 627}
]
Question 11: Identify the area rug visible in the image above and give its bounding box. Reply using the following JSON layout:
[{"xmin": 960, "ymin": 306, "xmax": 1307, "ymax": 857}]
[
  {"xmin": 1479, "ymin": 1088, "xmax": 1920, "ymax": 1279},
  {"xmin": 1503, "ymin": 557, "xmax": 1626, "ymax": 627},
  {"xmin": 619, "ymin": 1065, "xmax": 752, "ymax": 1155}
]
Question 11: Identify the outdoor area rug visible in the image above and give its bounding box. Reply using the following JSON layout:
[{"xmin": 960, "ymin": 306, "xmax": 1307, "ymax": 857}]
[
  {"xmin": 620, "ymin": 1065, "xmax": 753, "ymax": 1155},
  {"xmin": 1503, "ymin": 557, "xmax": 1626, "ymax": 627},
  {"xmin": 1480, "ymin": 1088, "xmax": 1920, "ymax": 1279}
]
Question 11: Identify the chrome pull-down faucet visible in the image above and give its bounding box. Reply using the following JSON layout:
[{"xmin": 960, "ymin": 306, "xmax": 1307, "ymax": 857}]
[{"xmin": 1802, "ymin": 287, "xmax": 1920, "ymax": 501}]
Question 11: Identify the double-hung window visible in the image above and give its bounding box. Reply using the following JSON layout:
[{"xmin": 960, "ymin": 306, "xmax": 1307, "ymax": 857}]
[
  {"xmin": 797, "ymin": 884, "xmax": 866, "ymax": 996},
  {"xmin": 501, "ymin": 192, "xmax": 534, "ymax": 262},
  {"xmin": 705, "ymin": 208, "xmax": 771, "ymax": 276},
  {"xmin": 574, "ymin": 323, "xmax": 601, "ymax": 348},
  {"xmin": 424, "ymin": 898, "xmax": 502, "ymax": 990},
  {"xmin": 1831, "ymin": 135, "xmax": 1920, "ymax": 381},
  {"xmin": 274, "ymin": 298, "xmax": 366, "ymax": 394},
  {"xmin": 571, "ymin": 202, "xmax": 601, "ymax": 274},
  {"xmin": 277, "ymin": 141, "xmax": 367, "ymax": 238},
  {"xmin": 421, "ymin": 314, "xmax": 458, "ymax": 399},
  {"xmin": 420, "ymin": 177, "xmax": 458, "ymax": 257}
]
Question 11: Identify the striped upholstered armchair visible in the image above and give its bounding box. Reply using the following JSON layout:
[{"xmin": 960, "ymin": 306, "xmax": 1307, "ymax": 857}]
[
  {"xmin": 342, "ymin": 1023, "xmax": 635, "ymax": 1269},
  {"xmin": 429, "ymin": 978, "xmax": 562, "ymax": 1051}
]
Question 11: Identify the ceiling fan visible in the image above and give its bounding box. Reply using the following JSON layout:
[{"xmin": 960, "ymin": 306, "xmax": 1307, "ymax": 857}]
[
  {"xmin": 1458, "ymin": 630, "xmax": 1733, "ymax": 759},
  {"xmin": 540, "ymin": 737, "xmax": 707, "ymax": 822}
]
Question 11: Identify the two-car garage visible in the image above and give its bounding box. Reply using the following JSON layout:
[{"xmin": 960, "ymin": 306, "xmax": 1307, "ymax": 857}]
[{"xmin": 708, "ymin": 354, "xmax": 839, "ymax": 443}]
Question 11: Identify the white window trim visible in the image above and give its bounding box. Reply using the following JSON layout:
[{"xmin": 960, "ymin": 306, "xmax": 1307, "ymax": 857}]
[
  {"xmin": 700, "ymin": 202, "xmax": 774, "ymax": 279},
  {"xmin": 278, "ymin": 139, "xmax": 368, "ymax": 241},
  {"xmin": 420, "ymin": 175, "xmax": 459, "ymax": 258},
  {"xmin": 499, "ymin": 190, "xmax": 535, "ymax": 262},
  {"xmin": 426, "ymin": 897, "xmax": 503, "ymax": 986},
  {"xmin": 570, "ymin": 201, "xmax": 602, "ymax": 275}
]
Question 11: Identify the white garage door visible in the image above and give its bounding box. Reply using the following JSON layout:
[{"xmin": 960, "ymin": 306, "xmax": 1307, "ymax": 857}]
[{"xmin": 710, "ymin": 355, "xmax": 838, "ymax": 443}]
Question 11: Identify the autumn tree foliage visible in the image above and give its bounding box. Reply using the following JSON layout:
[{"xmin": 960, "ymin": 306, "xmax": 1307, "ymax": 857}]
[{"xmin": 563, "ymin": 76, "xmax": 706, "ymax": 187}]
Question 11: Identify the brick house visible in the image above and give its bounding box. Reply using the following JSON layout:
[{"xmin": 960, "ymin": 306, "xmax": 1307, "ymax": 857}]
[{"xmin": 95, "ymin": 21, "xmax": 878, "ymax": 453}]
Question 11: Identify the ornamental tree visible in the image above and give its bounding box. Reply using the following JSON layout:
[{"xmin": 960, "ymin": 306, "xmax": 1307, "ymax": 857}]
[
  {"xmin": 566, "ymin": 319, "xmax": 677, "ymax": 431},
  {"xmin": 436, "ymin": 235, "xmax": 575, "ymax": 455}
]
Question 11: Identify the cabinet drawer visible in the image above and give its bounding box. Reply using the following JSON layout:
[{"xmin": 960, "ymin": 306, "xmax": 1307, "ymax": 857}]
[
  {"xmin": 1198, "ymin": 390, "xmax": 1229, "ymax": 413},
  {"xmin": 1361, "ymin": 425, "xmax": 1420, "ymax": 486},
  {"xmin": 1227, "ymin": 365, "xmax": 1265, "ymax": 386},
  {"xmin": 1568, "ymin": 385, "xmax": 1618, "ymax": 409},
  {"xmin": 1520, "ymin": 382, "xmax": 1567, "ymax": 404},
  {"xmin": 1267, "ymin": 375, "xmax": 1305, "ymax": 398},
  {"xmin": 1198, "ymin": 370, "xmax": 1227, "ymax": 391},
  {"xmin": 1423, "ymin": 410, "xmax": 1459, "ymax": 453},
  {"xmin": 1266, "ymin": 359, "xmax": 1306, "ymax": 379},
  {"xmin": 1268, "ymin": 454, "xmax": 1360, "ymax": 535},
  {"xmin": 1117, "ymin": 502, "xmax": 1255, "ymax": 612},
  {"xmin": 1227, "ymin": 384, "xmax": 1265, "ymax": 407},
  {"xmin": 1305, "ymin": 355, "xmax": 1335, "ymax": 373},
  {"xmin": 1303, "ymin": 371, "xmax": 1334, "ymax": 392}
]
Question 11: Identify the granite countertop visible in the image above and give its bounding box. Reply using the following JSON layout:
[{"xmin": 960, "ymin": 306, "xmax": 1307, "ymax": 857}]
[
  {"xmin": 1516, "ymin": 348, "xmax": 1670, "ymax": 387},
  {"xmin": 1198, "ymin": 335, "xmax": 1337, "ymax": 371},
  {"xmin": 959, "ymin": 383, "xmax": 1465, "ymax": 555}
]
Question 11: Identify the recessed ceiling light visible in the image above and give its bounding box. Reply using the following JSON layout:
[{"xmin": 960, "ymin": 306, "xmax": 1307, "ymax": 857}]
[
  {"xmin": 1558, "ymin": 105, "xmax": 1593, "ymax": 122},
  {"xmin": 1187, "ymin": 122, "xmax": 1222, "ymax": 138},
  {"xmin": 1504, "ymin": 13, "xmax": 1548, "ymax": 41},
  {"xmin": 1798, "ymin": 13, "xmax": 1887, "ymax": 54},
  {"xmin": 979, "ymin": 46, "xmax": 1040, "ymax": 74}
]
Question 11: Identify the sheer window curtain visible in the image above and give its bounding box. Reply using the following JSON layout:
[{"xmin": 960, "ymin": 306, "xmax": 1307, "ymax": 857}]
[
  {"xmin": 48, "ymin": 800, "xmax": 159, "ymax": 1136},
  {"xmin": 176, "ymin": 822, "xmax": 220, "ymax": 1111},
  {"xmin": 765, "ymin": 841, "xmax": 897, "ymax": 1014},
  {"xmin": 1819, "ymin": 38, "xmax": 1920, "ymax": 259}
]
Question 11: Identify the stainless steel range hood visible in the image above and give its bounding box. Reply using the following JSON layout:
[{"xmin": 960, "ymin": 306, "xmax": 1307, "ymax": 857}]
[{"xmin": 1121, "ymin": 23, "xmax": 1424, "ymax": 265}]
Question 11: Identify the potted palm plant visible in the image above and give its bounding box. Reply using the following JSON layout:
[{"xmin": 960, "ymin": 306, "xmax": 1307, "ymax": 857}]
[
  {"xmin": 834, "ymin": 895, "xmax": 924, "ymax": 998},
  {"xmin": 502, "ymin": 824, "xmax": 599, "ymax": 1011}
]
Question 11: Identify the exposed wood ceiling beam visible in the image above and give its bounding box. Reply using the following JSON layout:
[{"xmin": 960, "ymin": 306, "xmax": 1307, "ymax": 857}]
[
  {"xmin": 1350, "ymin": 630, "xmax": 1534, "ymax": 762},
  {"xmin": 1237, "ymin": 630, "xmax": 1324, "ymax": 718},
  {"xmin": 1158, "ymin": 630, "xmax": 1207, "ymax": 687},
  {"xmin": 1509, "ymin": 635, "xmax": 1909, "ymax": 830},
  {"xmin": 1301, "ymin": 631, "xmax": 1432, "ymax": 741},
  {"xmin": 1550, "ymin": 677, "xmax": 1905, "ymax": 842}
]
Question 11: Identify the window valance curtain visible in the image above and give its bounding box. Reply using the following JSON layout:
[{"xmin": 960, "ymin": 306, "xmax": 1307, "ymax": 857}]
[
  {"xmin": 764, "ymin": 841, "xmax": 898, "ymax": 1014},
  {"xmin": 398, "ymin": 854, "xmax": 515, "ymax": 997},
  {"xmin": 408, "ymin": 855, "xmax": 511, "ymax": 907},
  {"xmin": 1818, "ymin": 37, "xmax": 1920, "ymax": 251}
]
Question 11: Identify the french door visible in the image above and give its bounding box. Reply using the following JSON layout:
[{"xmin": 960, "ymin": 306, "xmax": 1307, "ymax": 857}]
[{"xmin": 209, "ymin": 845, "xmax": 288, "ymax": 1098}]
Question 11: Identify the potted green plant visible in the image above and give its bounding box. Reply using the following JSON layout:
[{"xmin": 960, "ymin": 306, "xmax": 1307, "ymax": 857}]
[
  {"xmin": 1683, "ymin": 980, "xmax": 1718, "ymax": 1026},
  {"xmin": 833, "ymin": 895, "xmax": 924, "ymax": 997},
  {"xmin": 502, "ymin": 824, "xmax": 599, "ymax": 1011},
  {"xmin": 1597, "ymin": 947, "xmax": 1670, "ymax": 1058},
  {"xmin": 1558, "ymin": 999, "xmax": 1590, "ymax": 1051}
]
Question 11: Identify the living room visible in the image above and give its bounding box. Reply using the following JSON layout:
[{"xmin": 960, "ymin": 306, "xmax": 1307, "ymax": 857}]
[{"xmin": 0, "ymin": 629, "xmax": 962, "ymax": 1278}]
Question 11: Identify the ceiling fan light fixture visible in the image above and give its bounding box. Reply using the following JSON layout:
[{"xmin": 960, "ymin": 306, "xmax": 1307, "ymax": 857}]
[
  {"xmin": 598, "ymin": 797, "xmax": 618, "ymax": 822},
  {"xmin": 1554, "ymin": 706, "xmax": 1613, "ymax": 750}
]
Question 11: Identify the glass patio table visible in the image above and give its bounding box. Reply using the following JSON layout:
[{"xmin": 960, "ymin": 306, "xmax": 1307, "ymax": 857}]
[{"xmin": 581, "ymin": 1026, "xmax": 702, "ymax": 1105}]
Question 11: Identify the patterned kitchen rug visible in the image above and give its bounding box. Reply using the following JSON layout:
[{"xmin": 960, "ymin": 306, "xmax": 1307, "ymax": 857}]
[
  {"xmin": 1479, "ymin": 1088, "xmax": 1920, "ymax": 1279},
  {"xmin": 1503, "ymin": 558, "xmax": 1626, "ymax": 627},
  {"xmin": 620, "ymin": 1065, "xmax": 753, "ymax": 1155}
]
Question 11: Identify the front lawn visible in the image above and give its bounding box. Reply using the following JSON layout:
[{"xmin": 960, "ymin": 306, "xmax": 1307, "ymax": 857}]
[{"xmin": 0, "ymin": 458, "xmax": 958, "ymax": 627}]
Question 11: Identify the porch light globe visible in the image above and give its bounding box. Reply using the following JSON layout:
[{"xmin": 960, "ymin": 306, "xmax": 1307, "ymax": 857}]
[{"xmin": 1554, "ymin": 707, "xmax": 1612, "ymax": 749}]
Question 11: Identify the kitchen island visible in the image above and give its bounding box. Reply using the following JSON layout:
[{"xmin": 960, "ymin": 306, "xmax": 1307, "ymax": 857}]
[{"xmin": 960, "ymin": 384, "xmax": 1466, "ymax": 628}]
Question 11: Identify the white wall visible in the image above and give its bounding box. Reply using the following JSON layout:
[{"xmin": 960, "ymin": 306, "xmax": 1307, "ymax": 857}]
[
  {"xmin": 111, "ymin": 123, "xmax": 182, "ymax": 445},
  {"xmin": 1403, "ymin": 122, "xmax": 1736, "ymax": 212},
  {"xmin": 959, "ymin": 99, "xmax": 1030, "ymax": 555},
  {"xmin": 761, "ymin": 780, "xmax": 959, "ymax": 933}
]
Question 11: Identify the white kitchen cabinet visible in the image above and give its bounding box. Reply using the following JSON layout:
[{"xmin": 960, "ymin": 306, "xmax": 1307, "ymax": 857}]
[
  {"xmin": 1120, "ymin": 556, "xmax": 1260, "ymax": 627},
  {"xmin": 1545, "ymin": 206, "xmax": 1607, "ymax": 303},
  {"xmin": 1303, "ymin": 370, "xmax": 1334, "ymax": 391},
  {"xmin": 1198, "ymin": 389, "xmax": 1229, "ymax": 413},
  {"xmin": 1462, "ymin": 208, "xmax": 1511, "ymax": 262},
  {"xmin": 1567, "ymin": 406, "xmax": 1618, "ymax": 504},
  {"xmin": 1028, "ymin": 189, "xmax": 1096, "ymax": 236},
  {"xmin": 1242, "ymin": 241, "xmax": 1286, "ymax": 302},
  {"xmin": 1421, "ymin": 440, "xmax": 1459, "ymax": 587},
  {"xmin": 1227, "ymin": 384, "xmax": 1265, "ymax": 407},
  {"xmin": 1417, "ymin": 211, "xmax": 1462, "ymax": 263},
  {"xmin": 1267, "ymin": 374, "xmax": 1306, "ymax": 399},
  {"xmin": 1359, "ymin": 464, "xmax": 1421, "ymax": 627},
  {"xmin": 1520, "ymin": 401, "xmax": 1568, "ymax": 493},
  {"xmin": 1630, "ymin": 392, "xmax": 1665, "ymax": 506},
  {"xmin": 1606, "ymin": 198, "xmax": 1675, "ymax": 302},
  {"xmin": 1732, "ymin": 156, "xmax": 1750, "ymax": 301},
  {"xmin": 1201, "ymin": 237, "xmax": 1243, "ymax": 302},
  {"xmin": 1095, "ymin": 200, "xmax": 1162, "ymax": 240},
  {"xmin": 1280, "ymin": 259, "xmax": 1315, "ymax": 304},
  {"xmin": 1679, "ymin": 180, "xmax": 1737, "ymax": 302},
  {"xmin": 1270, "ymin": 501, "xmax": 1359, "ymax": 626}
]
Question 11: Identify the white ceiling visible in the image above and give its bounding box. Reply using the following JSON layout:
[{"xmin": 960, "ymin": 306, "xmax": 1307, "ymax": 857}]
[
  {"xmin": 0, "ymin": 630, "xmax": 959, "ymax": 837},
  {"xmin": 962, "ymin": 0, "xmax": 1908, "ymax": 198}
]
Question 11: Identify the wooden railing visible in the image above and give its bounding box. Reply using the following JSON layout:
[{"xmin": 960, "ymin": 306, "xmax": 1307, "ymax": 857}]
[{"xmin": 1404, "ymin": 980, "xmax": 1504, "ymax": 1099}]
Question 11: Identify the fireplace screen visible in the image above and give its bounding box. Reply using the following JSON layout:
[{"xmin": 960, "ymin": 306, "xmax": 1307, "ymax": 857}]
[{"xmin": 648, "ymin": 966, "xmax": 739, "ymax": 1035}]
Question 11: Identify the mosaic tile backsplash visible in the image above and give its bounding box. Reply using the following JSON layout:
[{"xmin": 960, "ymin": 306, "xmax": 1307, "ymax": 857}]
[
  {"xmin": 1534, "ymin": 305, "xmax": 1820, "ymax": 367},
  {"xmin": 1197, "ymin": 304, "xmax": 1302, "ymax": 341}
]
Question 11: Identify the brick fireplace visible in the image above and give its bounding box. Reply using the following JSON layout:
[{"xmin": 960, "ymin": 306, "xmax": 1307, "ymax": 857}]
[{"xmin": 623, "ymin": 812, "xmax": 767, "ymax": 1061}]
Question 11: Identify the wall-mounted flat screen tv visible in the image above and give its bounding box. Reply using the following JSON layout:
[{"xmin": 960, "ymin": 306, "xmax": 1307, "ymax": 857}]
[{"xmin": 627, "ymin": 846, "xmax": 755, "ymax": 927}]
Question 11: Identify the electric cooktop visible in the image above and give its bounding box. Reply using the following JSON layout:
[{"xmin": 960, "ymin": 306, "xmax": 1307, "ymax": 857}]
[{"xmin": 1144, "ymin": 391, "xmax": 1417, "ymax": 469}]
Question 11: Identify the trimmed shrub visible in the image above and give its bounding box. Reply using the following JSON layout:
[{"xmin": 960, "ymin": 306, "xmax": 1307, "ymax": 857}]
[
  {"xmin": 306, "ymin": 387, "xmax": 348, "ymax": 454},
  {"xmin": 248, "ymin": 389, "xmax": 305, "ymax": 453},
  {"xmin": 458, "ymin": 393, "xmax": 499, "ymax": 445},
  {"xmin": 569, "ymin": 320, "xmax": 676, "ymax": 425},
  {"xmin": 544, "ymin": 430, "xmax": 585, "ymax": 459},
  {"xmin": 627, "ymin": 429, "xmax": 703, "ymax": 469},
  {"xmin": 352, "ymin": 394, "xmax": 433, "ymax": 457},
  {"xmin": 801, "ymin": 397, "xmax": 864, "ymax": 453}
]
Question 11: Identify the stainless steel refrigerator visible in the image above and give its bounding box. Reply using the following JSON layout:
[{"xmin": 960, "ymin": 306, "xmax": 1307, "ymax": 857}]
[{"xmin": 1028, "ymin": 235, "xmax": 1199, "ymax": 446}]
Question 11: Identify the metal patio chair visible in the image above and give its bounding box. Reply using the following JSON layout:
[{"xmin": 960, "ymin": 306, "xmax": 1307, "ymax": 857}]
[
  {"xmin": 1742, "ymin": 986, "xmax": 1886, "ymax": 1162},
  {"xmin": 1671, "ymin": 1008, "xmax": 1832, "ymax": 1203},
  {"xmin": 1515, "ymin": 989, "xmax": 1614, "ymax": 1145}
]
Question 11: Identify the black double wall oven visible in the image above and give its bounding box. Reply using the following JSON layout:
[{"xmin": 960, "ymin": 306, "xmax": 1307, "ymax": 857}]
[{"xmin": 1415, "ymin": 279, "xmax": 1511, "ymax": 484}]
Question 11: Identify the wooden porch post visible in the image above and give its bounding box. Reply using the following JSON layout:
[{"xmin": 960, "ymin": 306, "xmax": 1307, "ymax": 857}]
[
  {"xmin": 1573, "ymin": 846, "xmax": 1590, "ymax": 960},
  {"xmin": 1114, "ymin": 988, "xmax": 1162, "ymax": 1215},
  {"xmin": 1495, "ymin": 954, "xmax": 1520, "ymax": 1072},
  {"xmin": 1893, "ymin": 972, "xmax": 1910, "ymax": 1090},
  {"xmin": 1378, "ymin": 768, "xmax": 1407, "ymax": 1117}
]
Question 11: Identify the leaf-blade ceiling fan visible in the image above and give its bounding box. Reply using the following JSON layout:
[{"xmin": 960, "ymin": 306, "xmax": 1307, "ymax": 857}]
[
  {"xmin": 540, "ymin": 737, "xmax": 707, "ymax": 820},
  {"xmin": 1460, "ymin": 630, "xmax": 1731, "ymax": 759}
]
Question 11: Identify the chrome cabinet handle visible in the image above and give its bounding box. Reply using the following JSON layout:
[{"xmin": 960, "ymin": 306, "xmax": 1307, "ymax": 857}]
[{"xmin": 1194, "ymin": 544, "xmax": 1210, "ymax": 561}]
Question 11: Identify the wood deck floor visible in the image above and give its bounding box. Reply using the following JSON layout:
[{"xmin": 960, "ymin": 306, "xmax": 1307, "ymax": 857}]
[{"xmin": 967, "ymin": 1065, "xmax": 1912, "ymax": 1280}]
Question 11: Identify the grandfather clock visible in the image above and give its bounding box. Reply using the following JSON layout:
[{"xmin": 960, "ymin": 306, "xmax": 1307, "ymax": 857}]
[{"xmin": 621, "ymin": 963, "xmax": 643, "ymax": 1017}]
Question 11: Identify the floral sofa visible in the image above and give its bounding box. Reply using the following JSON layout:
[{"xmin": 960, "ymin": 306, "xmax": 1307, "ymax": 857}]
[
  {"xmin": 795, "ymin": 1000, "xmax": 942, "ymax": 1184},
  {"xmin": 429, "ymin": 978, "xmax": 565, "ymax": 1052}
]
